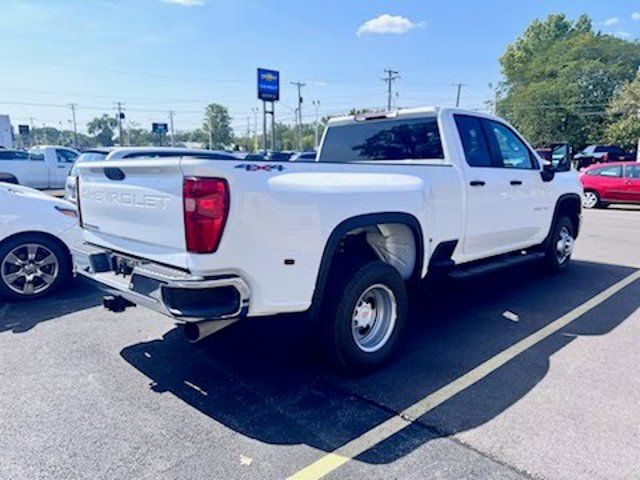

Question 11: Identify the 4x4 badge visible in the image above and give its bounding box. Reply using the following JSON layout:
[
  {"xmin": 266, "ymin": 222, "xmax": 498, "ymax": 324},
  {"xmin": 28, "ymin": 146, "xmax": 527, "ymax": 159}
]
[{"xmin": 235, "ymin": 163, "xmax": 285, "ymax": 172}]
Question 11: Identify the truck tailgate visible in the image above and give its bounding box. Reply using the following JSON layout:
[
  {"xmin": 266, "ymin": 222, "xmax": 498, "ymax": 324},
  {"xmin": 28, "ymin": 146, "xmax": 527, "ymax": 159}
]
[{"xmin": 78, "ymin": 158, "xmax": 188, "ymax": 268}]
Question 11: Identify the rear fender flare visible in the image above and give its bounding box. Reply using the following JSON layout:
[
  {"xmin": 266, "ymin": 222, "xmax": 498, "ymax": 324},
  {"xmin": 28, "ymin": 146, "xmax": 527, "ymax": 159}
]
[{"xmin": 308, "ymin": 212, "xmax": 424, "ymax": 318}]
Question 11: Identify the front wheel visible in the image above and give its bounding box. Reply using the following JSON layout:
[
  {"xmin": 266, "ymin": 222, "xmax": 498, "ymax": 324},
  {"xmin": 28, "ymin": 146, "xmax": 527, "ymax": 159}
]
[
  {"xmin": 322, "ymin": 261, "xmax": 408, "ymax": 374},
  {"xmin": 0, "ymin": 235, "xmax": 71, "ymax": 300},
  {"xmin": 542, "ymin": 216, "xmax": 575, "ymax": 274}
]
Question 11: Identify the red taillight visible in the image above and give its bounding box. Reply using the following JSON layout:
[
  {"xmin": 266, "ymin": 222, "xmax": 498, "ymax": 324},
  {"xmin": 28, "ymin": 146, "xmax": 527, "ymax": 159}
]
[{"xmin": 183, "ymin": 177, "xmax": 229, "ymax": 253}]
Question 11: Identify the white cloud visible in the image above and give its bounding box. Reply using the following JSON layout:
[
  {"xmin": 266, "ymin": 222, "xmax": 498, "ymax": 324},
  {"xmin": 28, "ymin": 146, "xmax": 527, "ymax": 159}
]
[
  {"xmin": 604, "ymin": 17, "xmax": 620, "ymax": 26},
  {"xmin": 162, "ymin": 0, "xmax": 204, "ymax": 6},
  {"xmin": 357, "ymin": 14, "xmax": 424, "ymax": 37},
  {"xmin": 632, "ymin": 12, "xmax": 640, "ymax": 21}
]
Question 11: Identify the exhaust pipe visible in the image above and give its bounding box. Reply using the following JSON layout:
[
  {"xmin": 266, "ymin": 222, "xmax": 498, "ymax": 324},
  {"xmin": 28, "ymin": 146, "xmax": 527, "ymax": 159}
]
[{"xmin": 183, "ymin": 318, "xmax": 238, "ymax": 343}]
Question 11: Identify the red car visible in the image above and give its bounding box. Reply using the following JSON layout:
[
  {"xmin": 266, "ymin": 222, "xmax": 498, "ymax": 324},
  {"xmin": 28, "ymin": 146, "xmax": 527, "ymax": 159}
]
[{"xmin": 580, "ymin": 161, "xmax": 640, "ymax": 208}]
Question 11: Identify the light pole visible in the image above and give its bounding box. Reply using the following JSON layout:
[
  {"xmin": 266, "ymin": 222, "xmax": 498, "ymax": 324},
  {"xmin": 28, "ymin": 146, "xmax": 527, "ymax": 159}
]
[
  {"xmin": 312, "ymin": 100, "xmax": 320, "ymax": 150},
  {"xmin": 251, "ymin": 107, "xmax": 259, "ymax": 152}
]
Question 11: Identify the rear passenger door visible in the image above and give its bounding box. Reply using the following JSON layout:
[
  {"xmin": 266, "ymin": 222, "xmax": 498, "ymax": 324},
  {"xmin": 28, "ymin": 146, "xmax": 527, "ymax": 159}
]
[{"xmin": 622, "ymin": 164, "xmax": 640, "ymax": 203}]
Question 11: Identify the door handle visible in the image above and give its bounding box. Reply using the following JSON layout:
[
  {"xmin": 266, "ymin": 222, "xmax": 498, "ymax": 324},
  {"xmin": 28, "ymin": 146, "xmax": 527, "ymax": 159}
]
[
  {"xmin": 58, "ymin": 165, "xmax": 67, "ymax": 169},
  {"xmin": 469, "ymin": 180, "xmax": 486, "ymax": 187},
  {"xmin": 510, "ymin": 180, "xmax": 523, "ymax": 186}
]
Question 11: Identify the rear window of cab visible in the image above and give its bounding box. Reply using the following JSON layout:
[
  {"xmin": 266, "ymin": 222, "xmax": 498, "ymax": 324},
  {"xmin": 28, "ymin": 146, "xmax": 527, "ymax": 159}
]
[{"xmin": 318, "ymin": 117, "xmax": 444, "ymax": 162}]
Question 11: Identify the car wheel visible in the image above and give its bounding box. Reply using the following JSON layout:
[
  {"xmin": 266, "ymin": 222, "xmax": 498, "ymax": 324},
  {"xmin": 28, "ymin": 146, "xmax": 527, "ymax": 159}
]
[
  {"xmin": 0, "ymin": 174, "xmax": 19, "ymax": 185},
  {"xmin": 582, "ymin": 191, "xmax": 600, "ymax": 209},
  {"xmin": 322, "ymin": 261, "xmax": 408, "ymax": 374},
  {"xmin": 542, "ymin": 216, "xmax": 575, "ymax": 275},
  {"xmin": 0, "ymin": 234, "xmax": 71, "ymax": 300}
]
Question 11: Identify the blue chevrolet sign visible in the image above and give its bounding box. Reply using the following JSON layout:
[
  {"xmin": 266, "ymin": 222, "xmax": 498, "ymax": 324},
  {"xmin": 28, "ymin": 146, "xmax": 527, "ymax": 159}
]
[{"xmin": 257, "ymin": 68, "xmax": 280, "ymax": 101}]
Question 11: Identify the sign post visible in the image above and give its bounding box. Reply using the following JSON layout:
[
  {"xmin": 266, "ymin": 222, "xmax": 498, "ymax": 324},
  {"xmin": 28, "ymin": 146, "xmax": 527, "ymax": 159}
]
[
  {"xmin": 257, "ymin": 68, "xmax": 280, "ymax": 152},
  {"xmin": 152, "ymin": 122, "xmax": 168, "ymax": 147}
]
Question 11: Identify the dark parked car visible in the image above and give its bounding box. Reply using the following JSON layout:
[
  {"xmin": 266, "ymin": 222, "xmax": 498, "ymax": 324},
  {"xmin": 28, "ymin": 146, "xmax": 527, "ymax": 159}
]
[{"xmin": 574, "ymin": 145, "xmax": 635, "ymax": 170}]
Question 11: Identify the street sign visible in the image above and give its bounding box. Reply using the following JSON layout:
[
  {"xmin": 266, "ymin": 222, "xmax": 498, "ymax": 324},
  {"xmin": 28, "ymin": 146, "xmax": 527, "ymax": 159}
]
[
  {"xmin": 257, "ymin": 68, "xmax": 280, "ymax": 102},
  {"xmin": 152, "ymin": 122, "xmax": 168, "ymax": 135},
  {"xmin": 18, "ymin": 125, "xmax": 29, "ymax": 135}
]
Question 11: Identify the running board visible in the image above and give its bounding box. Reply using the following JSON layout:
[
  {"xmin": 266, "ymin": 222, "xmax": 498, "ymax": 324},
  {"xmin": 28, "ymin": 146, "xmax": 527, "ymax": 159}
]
[{"xmin": 448, "ymin": 252, "xmax": 545, "ymax": 280}]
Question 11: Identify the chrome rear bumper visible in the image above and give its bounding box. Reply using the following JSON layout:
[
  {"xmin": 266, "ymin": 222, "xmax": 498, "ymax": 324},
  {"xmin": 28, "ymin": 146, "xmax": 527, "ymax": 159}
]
[{"xmin": 72, "ymin": 243, "xmax": 250, "ymax": 322}]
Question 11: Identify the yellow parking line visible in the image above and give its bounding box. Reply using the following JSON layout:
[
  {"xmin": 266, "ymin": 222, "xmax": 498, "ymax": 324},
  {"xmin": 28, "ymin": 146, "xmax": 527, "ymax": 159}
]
[{"xmin": 288, "ymin": 269, "xmax": 640, "ymax": 480}]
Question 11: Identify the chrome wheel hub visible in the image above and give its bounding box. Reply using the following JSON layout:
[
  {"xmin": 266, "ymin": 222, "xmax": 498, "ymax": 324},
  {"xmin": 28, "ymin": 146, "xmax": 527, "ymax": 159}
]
[
  {"xmin": 582, "ymin": 192, "xmax": 597, "ymax": 209},
  {"xmin": 1, "ymin": 243, "xmax": 59, "ymax": 295},
  {"xmin": 555, "ymin": 227, "xmax": 574, "ymax": 264},
  {"xmin": 351, "ymin": 284, "xmax": 397, "ymax": 353}
]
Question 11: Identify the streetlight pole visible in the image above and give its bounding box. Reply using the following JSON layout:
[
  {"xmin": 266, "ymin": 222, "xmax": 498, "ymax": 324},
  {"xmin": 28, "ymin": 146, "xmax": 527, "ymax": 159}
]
[{"xmin": 312, "ymin": 100, "xmax": 320, "ymax": 150}]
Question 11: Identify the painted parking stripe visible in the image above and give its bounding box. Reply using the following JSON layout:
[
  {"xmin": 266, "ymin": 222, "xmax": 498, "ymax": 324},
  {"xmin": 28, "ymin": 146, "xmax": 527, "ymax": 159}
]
[{"xmin": 288, "ymin": 269, "xmax": 640, "ymax": 480}]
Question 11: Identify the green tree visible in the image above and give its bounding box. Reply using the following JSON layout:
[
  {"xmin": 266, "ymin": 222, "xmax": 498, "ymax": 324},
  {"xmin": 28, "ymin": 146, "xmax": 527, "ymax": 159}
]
[
  {"xmin": 202, "ymin": 103, "xmax": 233, "ymax": 149},
  {"xmin": 497, "ymin": 14, "xmax": 640, "ymax": 149},
  {"xmin": 125, "ymin": 121, "xmax": 153, "ymax": 146},
  {"xmin": 87, "ymin": 114, "xmax": 118, "ymax": 146},
  {"xmin": 604, "ymin": 73, "xmax": 640, "ymax": 150}
]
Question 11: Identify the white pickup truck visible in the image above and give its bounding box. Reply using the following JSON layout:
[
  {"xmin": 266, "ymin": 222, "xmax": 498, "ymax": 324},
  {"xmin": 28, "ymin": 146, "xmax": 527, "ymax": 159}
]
[
  {"xmin": 73, "ymin": 107, "xmax": 582, "ymax": 372},
  {"xmin": 0, "ymin": 146, "xmax": 78, "ymax": 188}
]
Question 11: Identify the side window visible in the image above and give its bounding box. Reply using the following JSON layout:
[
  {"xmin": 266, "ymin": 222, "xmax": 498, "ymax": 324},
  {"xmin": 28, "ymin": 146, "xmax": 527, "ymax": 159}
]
[
  {"xmin": 0, "ymin": 151, "xmax": 28, "ymax": 161},
  {"xmin": 624, "ymin": 165, "xmax": 640, "ymax": 179},
  {"xmin": 454, "ymin": 115, "xmax": 492, "ymax": 167},
  {"xmin": 29, "ymin": 149, "xmax": 45, "ymax": 161},
  {"xmin": 56, "ymin": 149, "xmax": 78, "ymax": 164},
  {"xmin": 595, "ymin": 165, "xmax": 622, "ymax": 177},
  {"xmin": 484, "ymin": 121, "xmax": 536, "ymax": 169}
]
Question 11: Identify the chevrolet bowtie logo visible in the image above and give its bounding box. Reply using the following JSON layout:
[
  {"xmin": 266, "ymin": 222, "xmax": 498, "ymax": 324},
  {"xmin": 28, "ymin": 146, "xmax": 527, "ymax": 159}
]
[{"xmin": 261, "ymin": 73, "xmax": 277, "ymax": 82}]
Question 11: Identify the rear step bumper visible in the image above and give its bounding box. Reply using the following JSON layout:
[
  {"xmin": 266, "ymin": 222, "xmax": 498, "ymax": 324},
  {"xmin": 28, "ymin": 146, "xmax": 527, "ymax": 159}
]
[{"xmin": 72, "ymin": 243, "xmax": 250, "ymax": 322}]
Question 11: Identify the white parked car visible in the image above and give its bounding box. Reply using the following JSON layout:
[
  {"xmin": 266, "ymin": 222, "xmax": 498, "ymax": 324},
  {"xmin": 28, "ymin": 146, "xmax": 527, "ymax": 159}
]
[
  {"xmin": 73, "ymin": 107, "xmax": 582, "ymax": 372},
  {"xmin": 65, "ymin": 147, "xmax": 238, "ymax": 202},
  {"xmin": 0, "ymin": 146, "xmax": 79, "ymax": 189},
  {"xmin": 0, "ymin": 183, "xmax": 79, "ymax": 299}
]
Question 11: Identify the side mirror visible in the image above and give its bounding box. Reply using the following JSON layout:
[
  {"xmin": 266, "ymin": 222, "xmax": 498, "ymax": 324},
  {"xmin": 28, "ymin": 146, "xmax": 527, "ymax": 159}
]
[
  {"xmin": 541, "ymin": 163, "xmax": 556, "ymax": 182},
  {"xmin": 550, "ymin": 143, "xmax": 572, "ymax": 172}
]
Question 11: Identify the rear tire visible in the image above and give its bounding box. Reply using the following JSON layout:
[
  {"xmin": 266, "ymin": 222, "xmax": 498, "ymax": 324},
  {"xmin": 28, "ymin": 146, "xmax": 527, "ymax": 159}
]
[
  {"xmin": 0, "ymin": 234, "xmax": 71, "ymax": 300},
  {"xmin": 321, "ymin": 261, "xmax": 408, "ymax": 374},
  {"xmin": 542, "ymin": 216, "xmax": 575, "ymax": 275}
]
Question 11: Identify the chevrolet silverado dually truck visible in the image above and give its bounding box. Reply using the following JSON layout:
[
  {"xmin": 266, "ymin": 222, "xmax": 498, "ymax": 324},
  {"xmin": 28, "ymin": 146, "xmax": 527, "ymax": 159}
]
[{"xmin": 72, "ymin": 107, "xmax": 582, "ymax": 372}]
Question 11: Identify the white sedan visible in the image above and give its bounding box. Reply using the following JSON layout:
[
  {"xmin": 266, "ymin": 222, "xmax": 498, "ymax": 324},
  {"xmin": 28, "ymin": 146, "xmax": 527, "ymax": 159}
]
[{"xmin": 0, "ymin": 183, "xmax": 80, "ymax": 299}]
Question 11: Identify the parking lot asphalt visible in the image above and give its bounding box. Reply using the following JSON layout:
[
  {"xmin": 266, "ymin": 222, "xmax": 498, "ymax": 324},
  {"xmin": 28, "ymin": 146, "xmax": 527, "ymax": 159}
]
[{"xmin": 1, "ymin": 208, "xmax": 639, "ymax": 480}]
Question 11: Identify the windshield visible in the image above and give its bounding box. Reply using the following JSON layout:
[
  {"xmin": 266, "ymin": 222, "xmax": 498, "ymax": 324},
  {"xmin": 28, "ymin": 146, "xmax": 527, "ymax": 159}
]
[{"xmin": 71, "ymin": 151, "xmax": 108, "ymax": 175}]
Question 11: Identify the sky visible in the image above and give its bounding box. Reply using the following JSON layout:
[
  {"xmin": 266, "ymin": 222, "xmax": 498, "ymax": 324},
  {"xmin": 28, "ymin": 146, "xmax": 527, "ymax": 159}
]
[{"xmin": 0, "ymin": 0, "xmax": 639, "ymax": 135}]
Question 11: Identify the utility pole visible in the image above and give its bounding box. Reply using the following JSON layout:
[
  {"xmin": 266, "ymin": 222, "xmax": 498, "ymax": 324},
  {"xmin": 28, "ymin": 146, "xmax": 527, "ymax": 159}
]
[
  {"xmin": 291, "ymin": 81, "xmax": 305, "ymax": 150},
  {"xmin": 168, "ymin": 110, "xmax": 175, "ymax": 147},
  {"xmin": 29, "ymin": 117, "xmax": 36, "ymax": 146},
  {"xmin": 68, "ymin": 103, "xmax": 78, "ymax": 147},
  {"xmin": 312, "ymin": 100, "xmax": 320, "ymax": 150},
  {"xmin": 453, "ymin": 82, "xmax": 465, "ymax": 108},
  {"xmin": 208, "ymin": 115, "xmax": 214, "ymax": 150},
  {"xmin": 251, "ymin": 107, "xmax": 259, "ymax": 151},
  {"xmin": 246, "ymin": 116, "xmax": 251, "ymax": 150},
  {"xmin": 383, "ymin": 69, "xmax": 400, "ymax": 111},
  {"xmin": 115, "ymin": 102, "xmax": 125, "ymax": 145}
]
